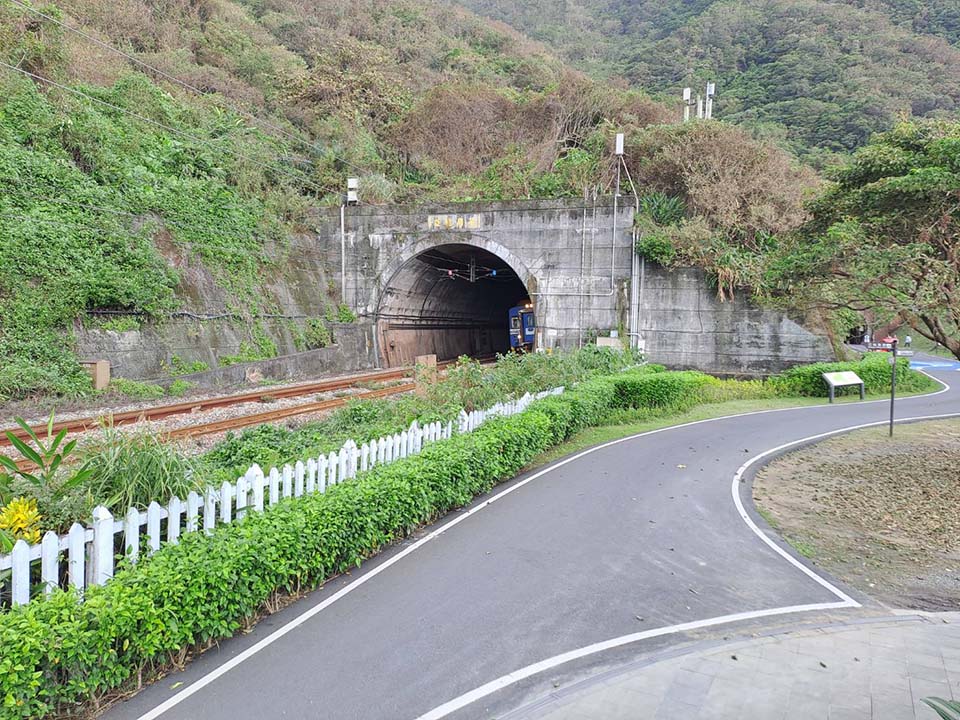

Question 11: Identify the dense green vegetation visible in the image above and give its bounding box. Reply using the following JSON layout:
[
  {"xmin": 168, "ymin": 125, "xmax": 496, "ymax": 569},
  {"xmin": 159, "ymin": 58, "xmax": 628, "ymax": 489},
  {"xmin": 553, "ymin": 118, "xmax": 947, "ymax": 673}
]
[
  {"xmin": 0, "ymin": 353, "xmax": 939, "ymax": 716},
  {"xmin": 0, "ymin": 66, "xmax": 309, "ymax": 397},
  {"xmin": 631, "ymin": 118, "xmax": 960, "ymax": 361},
  {"xmin": 0, "ymin": 0, "xmax": 672, "ymax": 398},
  {"xmin": 772, "ymin": 119, "xmax": 960, "ymax": 359},
  {"xmin": 0, "ymin": 348, "xmax": 644, "ymax": 534},
  {"xmin": 2, "ymin": 0, "xmax": 957, "ymax": 398},
  {"xmin": 460, "ymin": 0, "xmax": 960, "ymax": 164},
  {"xmin": 0, "ymin": 349, "xmax": 936, "ymax": 548},
  {"xmin": 628, "ymin": 121, "xmax": 817, "ymax": 300}
]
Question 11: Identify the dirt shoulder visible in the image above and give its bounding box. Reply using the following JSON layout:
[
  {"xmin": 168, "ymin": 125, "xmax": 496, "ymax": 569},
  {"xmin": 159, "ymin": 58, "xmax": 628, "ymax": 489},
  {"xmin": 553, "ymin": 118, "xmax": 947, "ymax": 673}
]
[{"xmin": 754, "ymin": 419, "xmax": 960, "ymax": 611}]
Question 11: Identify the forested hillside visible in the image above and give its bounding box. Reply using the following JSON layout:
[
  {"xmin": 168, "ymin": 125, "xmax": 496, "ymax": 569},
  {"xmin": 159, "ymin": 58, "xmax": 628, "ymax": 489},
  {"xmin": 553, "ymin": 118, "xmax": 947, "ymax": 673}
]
[
  {"xmin": 459, "ymin": 0, "xmax": 960, "ymax": 164},
  {"xmin": 0, "ymin": 0, "xmax": 674, "ymax": 398}
]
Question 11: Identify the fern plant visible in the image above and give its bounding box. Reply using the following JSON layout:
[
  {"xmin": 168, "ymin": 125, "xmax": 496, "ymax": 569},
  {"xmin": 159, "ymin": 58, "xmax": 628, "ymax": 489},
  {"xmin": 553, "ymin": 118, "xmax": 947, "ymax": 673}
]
[{"xmin": 639, "ymin": 192, "xmax": 686, "ymax": 226}]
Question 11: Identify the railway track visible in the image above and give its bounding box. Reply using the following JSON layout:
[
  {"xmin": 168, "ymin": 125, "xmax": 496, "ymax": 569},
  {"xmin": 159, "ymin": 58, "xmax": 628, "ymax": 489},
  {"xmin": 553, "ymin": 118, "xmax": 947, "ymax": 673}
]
[
  {"xmin": 2, "ymin": 355, "xmax": 496, "ymax": 472},
  {"xmin": 0, "ymin": 366, "xmax": 415, "ymax": 448},
  {"xmin": 6, "ymin": 382, "xmax": 417, "ymax": 473},
  {"xmin": 167, "ymin": 383, "xmax": 417, "ymax": 440}
]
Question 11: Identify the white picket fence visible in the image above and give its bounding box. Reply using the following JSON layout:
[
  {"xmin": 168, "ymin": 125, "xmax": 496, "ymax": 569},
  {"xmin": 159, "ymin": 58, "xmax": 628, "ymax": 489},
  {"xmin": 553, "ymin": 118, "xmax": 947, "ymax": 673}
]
[{"xmin": 0, "ymin": 387, "xmax": 563, "ymax": 607}]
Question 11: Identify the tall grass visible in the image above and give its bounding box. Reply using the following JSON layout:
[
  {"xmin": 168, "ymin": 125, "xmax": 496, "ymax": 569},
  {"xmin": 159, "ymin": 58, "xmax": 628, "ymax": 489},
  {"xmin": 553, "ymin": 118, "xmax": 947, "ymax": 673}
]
[{"xmin": 81, "ymin": 425, "xmax": 199, "ymax": 512}]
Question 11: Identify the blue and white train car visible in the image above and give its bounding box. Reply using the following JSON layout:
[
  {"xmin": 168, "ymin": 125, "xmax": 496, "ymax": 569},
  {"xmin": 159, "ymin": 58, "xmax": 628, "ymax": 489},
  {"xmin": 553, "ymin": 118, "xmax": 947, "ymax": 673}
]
[{"xmin": 508, "ymin": 303, "xmax": 535, "ymax": 351}]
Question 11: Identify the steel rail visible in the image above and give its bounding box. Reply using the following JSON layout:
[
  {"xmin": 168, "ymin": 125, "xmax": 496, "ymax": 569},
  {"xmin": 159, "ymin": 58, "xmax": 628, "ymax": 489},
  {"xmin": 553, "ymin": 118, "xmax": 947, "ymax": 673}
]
[
  {"xmin": 166, "ymin": 383, "xmax": 417, "ymax": 440},
  {"xmin": 0, "ymin": 367, "xmax": 415, "ymax": 447}
]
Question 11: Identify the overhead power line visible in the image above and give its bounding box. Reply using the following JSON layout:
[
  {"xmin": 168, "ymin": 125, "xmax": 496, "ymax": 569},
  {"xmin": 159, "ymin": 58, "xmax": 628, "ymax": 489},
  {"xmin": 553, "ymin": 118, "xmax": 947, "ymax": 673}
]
[
  {"xmin": 7, "ymin": 0, "xmax": 364, "ymax": 173},
  {"xmin": 0, "ymin": 60, "xmax": 336, "ymax": 198}
]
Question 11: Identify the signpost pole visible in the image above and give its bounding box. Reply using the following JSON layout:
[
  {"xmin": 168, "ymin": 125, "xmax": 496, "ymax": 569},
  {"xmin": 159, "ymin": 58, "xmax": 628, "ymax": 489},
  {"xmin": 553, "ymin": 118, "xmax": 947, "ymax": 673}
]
[{"xmin": 889, "ymin": 339, "xmax": 898, "ymax": 437}]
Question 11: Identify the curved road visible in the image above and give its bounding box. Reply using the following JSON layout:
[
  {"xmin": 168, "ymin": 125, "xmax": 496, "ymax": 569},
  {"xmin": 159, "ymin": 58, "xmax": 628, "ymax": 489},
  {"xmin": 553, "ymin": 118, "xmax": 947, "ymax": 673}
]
[{"xmin": 106, "ymin": 364, "xmax": 959, "ymax": 720}]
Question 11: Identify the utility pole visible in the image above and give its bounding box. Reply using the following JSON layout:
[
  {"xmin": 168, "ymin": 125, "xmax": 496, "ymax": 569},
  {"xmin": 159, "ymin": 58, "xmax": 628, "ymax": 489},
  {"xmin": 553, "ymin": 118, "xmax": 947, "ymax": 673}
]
[
  {"xmin": 705, "ymin": 81, "xmax": 716, "ymax": 119},
  {"xmin": 889, "ymin": 338, "xmax": 898, "ymax": 437},
  {"xmin": 341, "ymin": 178, "xmax": 359, "ymax": 304}
]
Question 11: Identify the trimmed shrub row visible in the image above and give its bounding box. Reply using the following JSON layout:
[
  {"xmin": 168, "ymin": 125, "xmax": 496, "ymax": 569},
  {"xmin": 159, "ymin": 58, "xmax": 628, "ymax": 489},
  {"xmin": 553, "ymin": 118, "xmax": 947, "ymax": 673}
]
[
  {"xmin": 0, "ymin": 360, "xmax": 935, "ymax": 716},
  {"xmin": 770, "ymin": 352, "xmax": 931, "ymax": 397}
]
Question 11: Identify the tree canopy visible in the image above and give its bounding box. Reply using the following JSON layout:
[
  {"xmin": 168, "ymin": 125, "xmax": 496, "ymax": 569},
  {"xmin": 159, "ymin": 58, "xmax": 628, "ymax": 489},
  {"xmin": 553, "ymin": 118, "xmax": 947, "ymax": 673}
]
[{"xmin": 772, "ymin": 120, "xmax": 960, "ymax": 358}]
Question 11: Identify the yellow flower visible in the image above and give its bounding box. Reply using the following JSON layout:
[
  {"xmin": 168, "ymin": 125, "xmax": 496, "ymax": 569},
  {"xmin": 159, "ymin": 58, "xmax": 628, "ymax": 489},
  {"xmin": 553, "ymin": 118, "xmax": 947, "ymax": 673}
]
[{"xmin": 0, "ymin": 497, "xmax": 42, "ymax": 544}]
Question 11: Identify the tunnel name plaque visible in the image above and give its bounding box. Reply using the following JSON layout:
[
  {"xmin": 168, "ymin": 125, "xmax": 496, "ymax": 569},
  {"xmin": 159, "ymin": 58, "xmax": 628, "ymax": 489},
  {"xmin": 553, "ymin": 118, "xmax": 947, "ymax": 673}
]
[
  {"xmin": 427, "ymin": 214, "xmax": 481, "ymax": 231},
  {"xmin": 822, "ymin": 371, "xmax": 865, "ymax": 403}
]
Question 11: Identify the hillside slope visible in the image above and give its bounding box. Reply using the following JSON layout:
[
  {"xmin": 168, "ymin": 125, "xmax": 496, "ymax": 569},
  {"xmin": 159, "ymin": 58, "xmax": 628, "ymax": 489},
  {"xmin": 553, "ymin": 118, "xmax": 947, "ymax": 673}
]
[
  {"xmin": 458, "ymin": 0, "xmax": 960, "ymax": 163},
  {"xmin": 0, "ymin": 0, "xmax": 673, "ymax": 398}
]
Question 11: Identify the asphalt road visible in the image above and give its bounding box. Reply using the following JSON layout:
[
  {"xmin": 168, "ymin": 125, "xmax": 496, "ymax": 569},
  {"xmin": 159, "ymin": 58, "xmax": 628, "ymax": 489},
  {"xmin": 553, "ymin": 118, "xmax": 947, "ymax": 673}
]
[{"xmin": 105, "ymin": 364, "xmax": 959, "ymax": 720}]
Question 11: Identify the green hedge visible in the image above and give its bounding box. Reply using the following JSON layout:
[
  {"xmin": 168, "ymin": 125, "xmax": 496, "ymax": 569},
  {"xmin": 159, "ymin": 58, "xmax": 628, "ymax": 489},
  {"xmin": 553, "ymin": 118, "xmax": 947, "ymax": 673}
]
[
  {"xmin": 770, "ymin": 352, "xmax": 932, "ymax": 397},
  {"xmin": 0, "ymin": 409, "xmax": 556, "ymax": 717},
  {"xmin": 611, "ymin": 370, "xmax": 713, "ymax": 409},
  {"xmin": 0, "ymin": 366, "xmax": 678, "ymax": 716},
  {"xmin": 0, "ymin": 360, "xmax": 936, "ymax": 716}
]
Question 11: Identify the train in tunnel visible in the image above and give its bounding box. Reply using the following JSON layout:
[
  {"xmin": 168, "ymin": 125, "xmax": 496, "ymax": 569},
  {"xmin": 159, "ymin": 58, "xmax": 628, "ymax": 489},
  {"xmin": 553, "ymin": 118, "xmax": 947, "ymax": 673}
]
[
  {"xmin": 377, "ymin": 243, "xmax": 536, "ymax": 365},
  {"xmin": 508, "ymin": 303, "xmax": 536, "ymax": 352}
]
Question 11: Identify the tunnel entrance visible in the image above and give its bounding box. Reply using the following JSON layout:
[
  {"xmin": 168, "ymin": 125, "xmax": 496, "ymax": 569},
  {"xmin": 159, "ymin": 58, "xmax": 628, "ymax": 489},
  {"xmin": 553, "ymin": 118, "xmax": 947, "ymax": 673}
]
[{"xmin": 376, "ymin": 243, "xmax": 532, "ymax": 366}]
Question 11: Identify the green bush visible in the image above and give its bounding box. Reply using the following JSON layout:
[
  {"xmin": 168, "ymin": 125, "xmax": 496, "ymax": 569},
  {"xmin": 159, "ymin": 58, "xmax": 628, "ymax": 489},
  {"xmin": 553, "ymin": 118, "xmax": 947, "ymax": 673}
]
[
  {"xmin": 168, "ymin": 356, "xmax": 209, "ymax": 376},
  {"xmin": 304, "ymin": 319, "xmax": 332, "ymax": 349},
  {"xmin": 336, "ymin": 305, "xmax": 357, "ymax": 323},
  {"xmin": 167, "ymin": 379, "xmax": 196, "ymax": 397},
  {"xmin": 635, "ymin": 233, "xmax": 677, "ymax": 265},
  {"xmin": 0, "ymin": 410, "xmax": 554, "ymax": 717},
  {"xmin": 80, "ymin": 428, "xmax": 199, "ymax": 513},
  {"xmin": 610, "ymin": 370, "xmax": 712, "ymax": 409},
  {"xmin": 770, "ymin": 353, "xmax": 934, "ymax": 397},
  {"xmin": 106, "ymin": 379, "xmax": 166, "ymax": 400},
  {"xmin": 695, "ymin": 376, "xmax": 780, "ymax": 403}
]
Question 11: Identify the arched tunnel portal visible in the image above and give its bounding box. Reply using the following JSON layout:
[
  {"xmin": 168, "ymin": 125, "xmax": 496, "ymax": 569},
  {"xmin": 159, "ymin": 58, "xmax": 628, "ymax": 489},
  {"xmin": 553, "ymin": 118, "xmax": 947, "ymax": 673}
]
[{"xmin": 375, "ymin": 243, "xmax": 533, "ymax": 367}]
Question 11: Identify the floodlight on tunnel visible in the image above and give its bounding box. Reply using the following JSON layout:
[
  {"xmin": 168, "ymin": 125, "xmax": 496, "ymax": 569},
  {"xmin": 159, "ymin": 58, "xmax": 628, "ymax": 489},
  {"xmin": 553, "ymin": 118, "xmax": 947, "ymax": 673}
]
[{"xmin": 491, "ymin": 269, "xmax": 497, "ymax": 276}]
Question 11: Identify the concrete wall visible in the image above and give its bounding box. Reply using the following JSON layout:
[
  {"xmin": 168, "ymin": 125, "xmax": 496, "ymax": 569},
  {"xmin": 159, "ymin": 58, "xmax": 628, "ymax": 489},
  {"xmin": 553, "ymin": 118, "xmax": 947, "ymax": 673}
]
[
  {"xmin": 75, "ymin": 198, "xmax": 834, "ymax": 385},
  {"xmin": 330, "ymin": 198, "xmax": 636, "ymax": 361},
  {"xmin": 637, "ymin": 264, "xmax": 833, "ymax": 374},
  {"xmin": 75, "ymin": 227, "xmax": 377, "ymax": 386},
  {"xmin": 76, "ymin": 322, "xmax": 376, "ymax": 388}
]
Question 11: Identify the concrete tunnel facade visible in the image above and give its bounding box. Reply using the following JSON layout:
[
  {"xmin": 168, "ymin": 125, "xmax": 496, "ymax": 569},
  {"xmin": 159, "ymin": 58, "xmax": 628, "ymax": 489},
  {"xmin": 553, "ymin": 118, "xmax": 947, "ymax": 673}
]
[{"xmin": 375, "ymin": 243, "xmax": 532, "ymax": 366}]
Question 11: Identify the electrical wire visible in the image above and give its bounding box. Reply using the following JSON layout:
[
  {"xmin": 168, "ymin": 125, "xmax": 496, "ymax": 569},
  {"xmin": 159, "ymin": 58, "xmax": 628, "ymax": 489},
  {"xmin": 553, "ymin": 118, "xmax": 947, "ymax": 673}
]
[{"xmin": 6, "ymin": 0, "xmax": 364, "ymax": 173}]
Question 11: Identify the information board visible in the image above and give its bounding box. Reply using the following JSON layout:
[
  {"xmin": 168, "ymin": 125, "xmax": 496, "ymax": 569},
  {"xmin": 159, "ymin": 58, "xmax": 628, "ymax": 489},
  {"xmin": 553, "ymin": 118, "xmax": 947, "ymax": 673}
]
[
  {"xmin": 823, "ymin": 371, "xmax": 863, "ymax": 387},
  {"xmin": 822, "ymin": 371, "xmax": 865, "ymax": 403}
]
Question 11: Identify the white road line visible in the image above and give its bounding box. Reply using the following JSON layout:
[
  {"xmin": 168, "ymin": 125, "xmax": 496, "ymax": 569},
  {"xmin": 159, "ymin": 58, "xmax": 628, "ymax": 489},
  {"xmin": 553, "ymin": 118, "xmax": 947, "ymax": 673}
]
[
  {"xmin": 415, "ymin": 602, "xmax": 851, "ymax": 720},
  {"xmin": 136, "ymin": 373, "xmax": 953, "ymax": 720},
  {"xmin": 729, "ymin": 409, "xmax": 956, "ymax": 607},
  {"xmin": 416, "ymin": 413, "xmax": 960, "ymax": 720}
]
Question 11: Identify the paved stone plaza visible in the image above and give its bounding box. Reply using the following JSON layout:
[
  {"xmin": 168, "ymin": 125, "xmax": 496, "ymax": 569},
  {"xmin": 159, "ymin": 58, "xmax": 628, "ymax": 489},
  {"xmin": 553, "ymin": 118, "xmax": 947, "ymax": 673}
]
[{"xmin": 518, "ymin": 614, "xmax": 960, "ymax": 720}]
